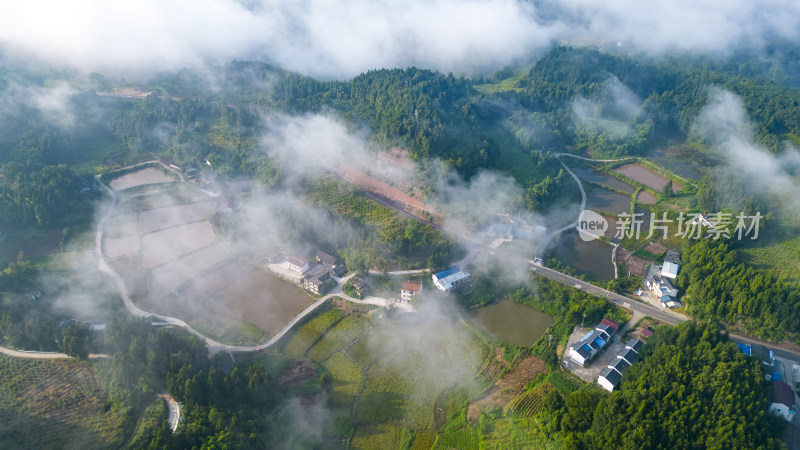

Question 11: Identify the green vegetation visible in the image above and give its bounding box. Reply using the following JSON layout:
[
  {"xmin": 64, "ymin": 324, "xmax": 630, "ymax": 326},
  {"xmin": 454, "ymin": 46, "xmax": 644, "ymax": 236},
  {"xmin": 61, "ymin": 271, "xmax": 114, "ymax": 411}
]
[
  {"xmin": 283, "ymin": 309, "xmax": 343, "ymax": 357},
  {"xmin": 307, "ymin": 177, "xmax": 460, "ymax": 271},
  {"xmin": 677, "ymin": 238, "xmax": 800, "ymax": 342},
  {"xmin": 306, "ymin": 314, "xmax": 372, "ymax": 362},
  {"xmin": 554, "ymin": 322, "xmax": 784, "ymax": 448},
  {"xmin": 0, "ymin": 355, "xmax": 131, "ymax": 448},
  {"xmin": 126, "ymin": 397, "xmax": 167, "ymax": 449}
]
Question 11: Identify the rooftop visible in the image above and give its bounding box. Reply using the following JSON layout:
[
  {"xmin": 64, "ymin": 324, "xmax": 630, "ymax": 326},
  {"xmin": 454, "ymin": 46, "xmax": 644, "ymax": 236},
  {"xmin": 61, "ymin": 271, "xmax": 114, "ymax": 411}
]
[
  {"xmin": 317, "ymin": 250, "xmax": 339, "ymax": 266},
  {"xmin": 626, "ymin": 339, "xmax": 643, "ymax": 353},
  {"xmin": 402, "ymin": 281, "xmax": 422, "ymax": 293},
  {"xmin": 599, "ymin": 367, "xmax": 622, "ymax": 385},
  {"xmin": 595, "ymin": 323, "xmax": 615, "ymax": 337},
  {"xmin": 434, "ymin": 266, "xmax": 462, "ymax": 279},
  {"xmin": 772, "ymin": 380, "xmax": 794, "ymax": 408},
  {"xmin": 609, "ymin": 357, "xmax": 630, "ymax": 372},
  {"xmin": 287, "ymin": 256, "xmax": 307, "ymax": 267},
  {"xmin": 618, "ymin": 348, "xmax": 640, "ymax": 364},
  {"xmin": 600, "ymin": 318, "xmax": 620, "ymax": 332}
]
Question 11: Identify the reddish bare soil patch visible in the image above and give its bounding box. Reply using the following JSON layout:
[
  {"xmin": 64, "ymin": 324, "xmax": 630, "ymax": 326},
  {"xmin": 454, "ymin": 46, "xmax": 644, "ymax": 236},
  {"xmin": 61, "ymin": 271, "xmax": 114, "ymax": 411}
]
[
  {"xmin": 109, "ymin": 167, "xmax": 174, "ymax": 190},
  {"xmin": 277, "ymin": 358, "xmax": 316, "ymax": 387},
  {"xmin": 642, "ymin": 242, "xmax": 666, "ymax": 255},
  {"xmin": 467, "ymin": 355, "xmax": 548, "ymax": 421}
]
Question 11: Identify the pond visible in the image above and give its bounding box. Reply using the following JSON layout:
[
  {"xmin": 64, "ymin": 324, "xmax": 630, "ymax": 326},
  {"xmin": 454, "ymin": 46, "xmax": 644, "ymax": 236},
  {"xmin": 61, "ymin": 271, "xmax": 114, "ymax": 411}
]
[
  {"xmin": 586, "ymin": 187, "xmax": 632, "ymax": 216},
  {"xmin": 636, "ymin": 191, "xmax": 658, "ymax": 204},
  {"xmin": 571, "ymin": 166, "xmax": 636, "ymax": 194},
  {"xmin": 548, "ymin": 229, "xmax": 616, "ymax": 281},
  {"xmin": 467, "ymin": 299, "xmax": 554, "ymax": 346},
  {"xmin": 614, "ymin": 163, "xmax": 683, "ymax": 192},
  {"xmin": 647, "ymin": 147, "xmax": 702, "ymax": 180}
]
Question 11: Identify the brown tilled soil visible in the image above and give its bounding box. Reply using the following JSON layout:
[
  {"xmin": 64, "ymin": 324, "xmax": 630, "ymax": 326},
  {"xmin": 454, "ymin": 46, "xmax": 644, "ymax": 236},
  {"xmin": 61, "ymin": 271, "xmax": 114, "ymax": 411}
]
[
  {"xmin": 622, "ymin": 249, "xmax": 651, "ymax": 278},
  {"xmin": 467, "ymin": 355, "xmax": 548, "ymax": 422},
  {"xmin": 277, "ymin": 358, "xmax": 316, "ymax": 387},
  {"xmin": 642, "ymin": 242, "xmax": 666, "ymax": 255}
]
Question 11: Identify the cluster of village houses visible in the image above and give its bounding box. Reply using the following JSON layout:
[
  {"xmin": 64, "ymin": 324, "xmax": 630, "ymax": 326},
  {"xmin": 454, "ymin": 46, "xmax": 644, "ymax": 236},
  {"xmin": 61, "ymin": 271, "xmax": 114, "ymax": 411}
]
[
  {"xmin": 285, "ymin": 251, "xmax": 347, "ymax": 295},
  {"xmin": 567, "ymin": 318, "xmax": 644, "ymax": 392},
  {"xmin": 280, "ymin": 249, "xmax": 473, "ymax": 302},
  {"xmin": 642, "ymin": 249, "xmax": 684, "ymax": 309},
  {"xmin": 567, "ymin": 317, "xmax": 796, "ymax": 422}
]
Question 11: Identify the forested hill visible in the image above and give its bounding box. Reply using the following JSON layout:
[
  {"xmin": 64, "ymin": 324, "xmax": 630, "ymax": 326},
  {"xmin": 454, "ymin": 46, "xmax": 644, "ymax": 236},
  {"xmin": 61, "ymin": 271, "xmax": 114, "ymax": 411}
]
[
  {"xmin": 553, "ymin": 322, "xmax": 784, "ymax": 449},
  {"xmin": 485, "ymin": 46, "xmax": 800, "ymax": 157},
  {"xmin": 270, "ymin": 67, "xmax": 498, "ymax": 175}
]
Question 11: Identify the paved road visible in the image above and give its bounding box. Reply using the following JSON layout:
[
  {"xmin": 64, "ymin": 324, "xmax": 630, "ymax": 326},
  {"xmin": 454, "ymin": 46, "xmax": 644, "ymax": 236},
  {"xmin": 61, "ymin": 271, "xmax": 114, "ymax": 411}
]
[
  {"xmin": 553, "ymin": 153, "xmax": 631, "ymax": 163},
  {"xmin": 536, "ymin": 160, "xmax": 586, "ymax": 258},
  {"xmin": 0, "ymin": 345, "xmax": 108, "ymax": 360},
  {"xmin": 529, "ymin": 261, "xmax": 689, "ymax": 325},
  {"xmin": 158, "ymin": 394, "xmax": 181, "ymax": 433},
  {"xmin": 95, "ymin": 174, "xmax": 391, "ymax": 354}
]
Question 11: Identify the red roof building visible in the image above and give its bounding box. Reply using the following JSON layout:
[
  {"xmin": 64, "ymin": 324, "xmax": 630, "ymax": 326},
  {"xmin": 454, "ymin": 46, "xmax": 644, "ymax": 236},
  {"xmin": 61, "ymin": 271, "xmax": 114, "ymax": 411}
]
[
  {"xmin": 400, "ymin": 281, "xmax": 422, "ymax": 302},
  {"xmin": 600, "ymin": 318, "xmax": 620, "ymax": 333}
]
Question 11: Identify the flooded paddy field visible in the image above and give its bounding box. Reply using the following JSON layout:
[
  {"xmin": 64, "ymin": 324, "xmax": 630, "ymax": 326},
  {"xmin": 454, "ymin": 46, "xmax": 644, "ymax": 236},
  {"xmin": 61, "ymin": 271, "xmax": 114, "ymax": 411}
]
[
  {"xmin": 109, "ymin": 167, "xmax": 175, "ymax": 190},
  {"xmin": 137, "ymin": 201, "xmax": 215, "ymax": 234},
  {"xmin": 572, "ymin": 166, "xmax": 636, "ymax": 194},
  {"xmin": 140, "ymin": 222, "xmax": 216, "ymax": 268},
  {"xmin": 647, "ymin": 147, "xmax": 703, "ymax": 180},
  {"xmin": 636, "ymin": 191, "xmax": 658, "ymax": 204},
  {"xmin": 548, "ymin": 230, "xmax": 615, "ymax": 281},
  {"xmin": 466, "ymin": 299, "xmax": 553, "ymax": 346},
  {"xmin": 614, "ymin": 163, "xmax": 683, "ymax": 192},
  {"xmin": 586, "ymin": 187, "xmax": 632, "ymax": 216},
  {"xmin": 104, "ymin": 167, "xmax": 313, "ymax": 344}
]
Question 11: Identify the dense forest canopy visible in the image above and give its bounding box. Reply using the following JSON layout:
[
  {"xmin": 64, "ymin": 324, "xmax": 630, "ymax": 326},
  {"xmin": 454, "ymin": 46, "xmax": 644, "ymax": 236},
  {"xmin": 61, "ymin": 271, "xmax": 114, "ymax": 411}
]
[{"xmin": 552, "ymin": 322, "xmax": 784, "ymax": 449}]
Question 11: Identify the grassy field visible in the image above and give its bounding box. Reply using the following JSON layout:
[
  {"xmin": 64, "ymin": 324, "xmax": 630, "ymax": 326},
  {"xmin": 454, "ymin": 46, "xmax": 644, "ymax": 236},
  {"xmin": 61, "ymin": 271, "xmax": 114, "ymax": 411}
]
[
  {"xmin": 738, "ymin": 216, "xmax": 800, "ymax": 284},
  {"xmin": 283, "ymin": 310, "xmax": 344, "ymax": 357},
  {"xmin": 0, "ymin": 355, "xmax": 135, "ymax": 449}
]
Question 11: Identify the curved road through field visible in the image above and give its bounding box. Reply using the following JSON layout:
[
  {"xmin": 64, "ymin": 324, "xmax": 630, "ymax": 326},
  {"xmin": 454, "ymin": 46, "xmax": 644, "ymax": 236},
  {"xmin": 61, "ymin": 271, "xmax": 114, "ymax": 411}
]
[
  {"xmin": 96, "ymin": 171, "xmax": 393, "ymax": 354},
  {"xmin": 95, "ymin": 160, "xmax": 800, "ymax": 362},
  {"xmin": 535, "ymin": 160, "xmax": 586, "ymax": 258}
]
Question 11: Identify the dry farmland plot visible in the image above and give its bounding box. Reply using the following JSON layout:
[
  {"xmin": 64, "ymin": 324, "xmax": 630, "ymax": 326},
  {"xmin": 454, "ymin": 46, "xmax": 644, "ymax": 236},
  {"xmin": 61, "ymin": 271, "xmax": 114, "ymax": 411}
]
[
  {"xmin": 104, "ymin": 235, "xmax": 140, "ymax": 259},
  {"xmin": 176, "ymin": 257, "xmax": 253, "ymax": 299},
  {"xmin": 109, "ymin": 167, "xmax": 175, "ymax": 190},
  {"xmin": 140, "ymin": 222, "xmax": 215, "ymax": 268},
  {"xmin": 0, "ymin": 355, "xmax": 131, "ymax": 448},
  {"xmin": 205, "ymin": 269, "xmax": 314, "ymax": 335},
  {"xmin": 149, "ymin": 243, "xmax": 230, "ymax": 295},
  {"xmin": 137, "ymin": 202, "xmax": 216, "ymax": 234},
  {"xmin": 104, "ymin": 213, "xmax": 139, "ymax": 237}
]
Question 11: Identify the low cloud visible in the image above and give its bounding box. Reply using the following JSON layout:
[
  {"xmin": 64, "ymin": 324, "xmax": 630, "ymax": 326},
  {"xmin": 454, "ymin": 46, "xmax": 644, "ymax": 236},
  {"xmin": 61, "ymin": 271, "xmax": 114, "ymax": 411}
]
[
  {"xmin": 692, "ymin": 88, "xmax": 800, "ymax": 215},
  {"xmin": 572, "ymin": 76, "xmax": 643, "ymax": 139},
  {"xmin": 3, "ymin": 0, "xmax": 800, "ymax": 79}
]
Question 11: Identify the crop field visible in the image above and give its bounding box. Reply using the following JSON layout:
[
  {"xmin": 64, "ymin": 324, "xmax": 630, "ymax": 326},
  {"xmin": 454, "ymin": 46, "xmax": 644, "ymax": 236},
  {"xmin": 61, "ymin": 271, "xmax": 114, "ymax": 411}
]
[
  {"xmin": 306, "ymin": 314, "xmax": 372, "ymax": 362},
  {"xmin": 480, "ymin": 417, "xmax": 557, "ymax": 450},
  {"xmin": 204, "ymin": 269, "xmax": 314, "ymax": 336},
  {"xmin": 433, "ymin": 427, "xmax": 481, "ymax": 449},
  {"xmin": 176, "ymin": 257, "xmax": 249, "ymax": 299},
  {"xmin": 104, "ymin": 211, "xmax": 140, "ymax": 237},
  {"xmin": 323, "ymin": 352, "xmax": 362, "ymax": 397},
  {"xmin": 103, "ymin": 235, "xmax": 140, "ymax": 259},
  {"xmin": 149, "ymin": 243, "xmax": 230, "ymax": 295},
  {"xmin": 504, "ymin": 382, "xmax": 556, "ymax": 416},
  {"xmin": 284, "ymin": 310, "xmax": 344, "ymax": 357},
  {"xmin": 140, "ymin": 222, "xmax": 215, "ymax": 268},
  {"xmin": 0, "ymin": 355, "xmax": 131, "ymax": 449},
  {"xmin": 137, "ymin": 201, "xmax": 215, "ymax": 234},
  {"xmin": 109, "ymin": 167, "xmax": 174, "ymax": 190}
]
